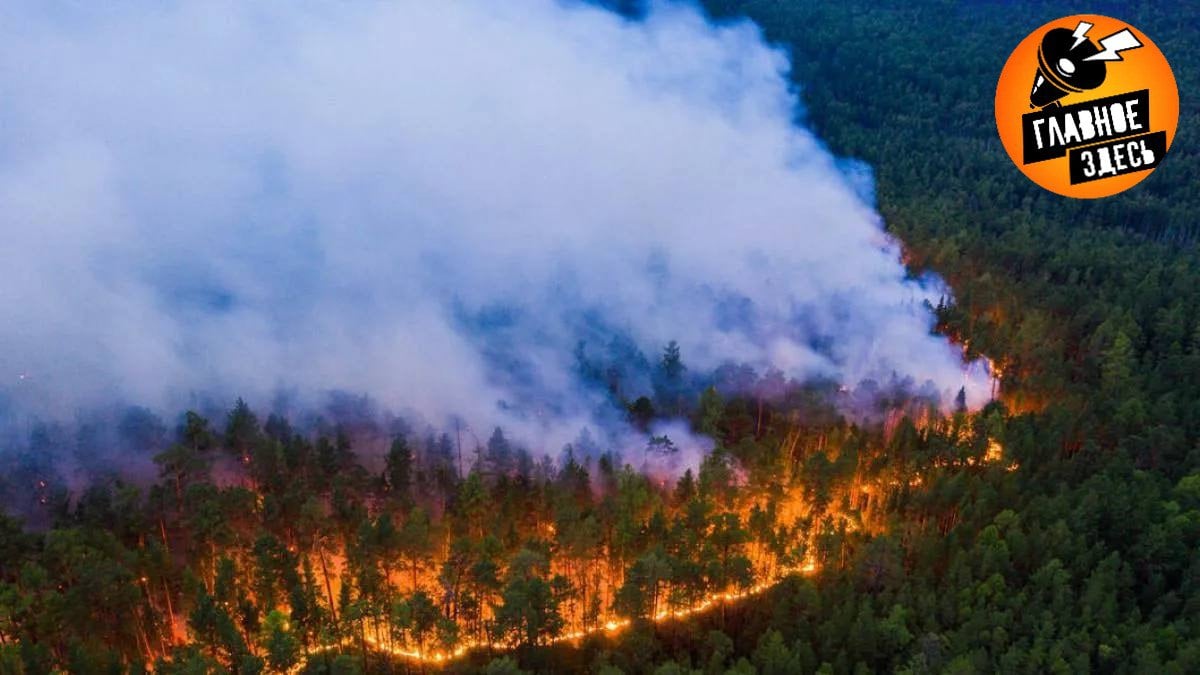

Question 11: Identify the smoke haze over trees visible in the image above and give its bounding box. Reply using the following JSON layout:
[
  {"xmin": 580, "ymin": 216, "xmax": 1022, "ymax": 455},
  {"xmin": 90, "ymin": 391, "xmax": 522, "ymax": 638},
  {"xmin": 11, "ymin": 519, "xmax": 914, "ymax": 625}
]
[{"xmin": 0, "ymin": 0, "xmax": 989, "ymax": 459}]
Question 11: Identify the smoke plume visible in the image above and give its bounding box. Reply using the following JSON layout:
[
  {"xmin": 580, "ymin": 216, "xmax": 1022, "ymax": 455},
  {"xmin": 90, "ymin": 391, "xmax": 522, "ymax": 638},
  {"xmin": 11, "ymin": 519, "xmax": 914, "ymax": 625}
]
[{"xmin": 0, "ymin": 1, "xmax": 990, "ymax": 461}]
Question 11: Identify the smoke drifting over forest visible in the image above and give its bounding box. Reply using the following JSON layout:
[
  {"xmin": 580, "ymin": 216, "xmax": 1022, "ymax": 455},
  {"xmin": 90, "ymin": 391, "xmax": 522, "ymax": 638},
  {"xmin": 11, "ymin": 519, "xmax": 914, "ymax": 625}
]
[{"xmin": 0, "ymin": 1, "xmax": 990, "ymax": 460}]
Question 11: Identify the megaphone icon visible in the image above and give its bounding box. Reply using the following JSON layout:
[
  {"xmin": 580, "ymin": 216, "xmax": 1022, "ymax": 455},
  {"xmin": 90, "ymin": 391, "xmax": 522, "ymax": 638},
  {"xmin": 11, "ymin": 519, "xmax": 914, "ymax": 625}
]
[{"xmin": 1029, "ymin": 26, "xmax": 1108, "ymax": 109}]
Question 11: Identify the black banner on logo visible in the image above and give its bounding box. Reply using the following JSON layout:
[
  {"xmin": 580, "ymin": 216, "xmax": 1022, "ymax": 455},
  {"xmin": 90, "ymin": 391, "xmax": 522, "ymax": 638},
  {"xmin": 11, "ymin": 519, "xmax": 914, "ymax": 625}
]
[
  {"xmin": 1067, "ymin": 131, "xmax": 1167, "ymax": 185},
  {"xmin": 1022, "ymin": 89, "xmax": 1151, "ymax": 164}
]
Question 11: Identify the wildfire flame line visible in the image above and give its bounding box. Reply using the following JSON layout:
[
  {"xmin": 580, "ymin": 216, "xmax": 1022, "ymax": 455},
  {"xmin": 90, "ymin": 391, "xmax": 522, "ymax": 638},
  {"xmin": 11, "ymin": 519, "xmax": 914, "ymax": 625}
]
[{"xmin": 288, "ymin": 560, "xmax": 818, "ymax": 673}]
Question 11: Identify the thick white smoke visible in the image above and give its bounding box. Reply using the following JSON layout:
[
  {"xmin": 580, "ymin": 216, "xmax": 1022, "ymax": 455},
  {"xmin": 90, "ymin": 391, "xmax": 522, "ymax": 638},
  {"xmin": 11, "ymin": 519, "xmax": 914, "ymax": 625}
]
[{"xmin": 0, "ymin": 1, "xmax": 990, "ymax": 454}]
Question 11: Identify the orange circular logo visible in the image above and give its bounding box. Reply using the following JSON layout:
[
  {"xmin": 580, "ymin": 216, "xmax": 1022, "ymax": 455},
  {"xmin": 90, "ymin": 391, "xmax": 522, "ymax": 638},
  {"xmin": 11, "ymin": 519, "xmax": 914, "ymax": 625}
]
[{"xmin": 995, "ymin": 15, "xmax": 1178, "ymax": 198}]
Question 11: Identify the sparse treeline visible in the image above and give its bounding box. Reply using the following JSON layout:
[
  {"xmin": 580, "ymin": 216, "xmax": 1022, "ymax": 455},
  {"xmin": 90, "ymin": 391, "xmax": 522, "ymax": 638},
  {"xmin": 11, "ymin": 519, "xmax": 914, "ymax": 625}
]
[{"xmin": 0, "ymin": 352, "xmax": 1008, "ymax": 673}]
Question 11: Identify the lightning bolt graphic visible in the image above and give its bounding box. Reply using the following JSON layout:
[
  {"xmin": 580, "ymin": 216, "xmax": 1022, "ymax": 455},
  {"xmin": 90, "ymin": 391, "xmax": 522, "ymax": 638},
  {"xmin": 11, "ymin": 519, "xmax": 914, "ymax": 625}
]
[
  {"xmin": 1070, "ymin": 21, "xmax": 1093, "ymax": 50},
  {"xmin": 1083, "ymin": 28, "xmax": 1143, "ymax": 62}
]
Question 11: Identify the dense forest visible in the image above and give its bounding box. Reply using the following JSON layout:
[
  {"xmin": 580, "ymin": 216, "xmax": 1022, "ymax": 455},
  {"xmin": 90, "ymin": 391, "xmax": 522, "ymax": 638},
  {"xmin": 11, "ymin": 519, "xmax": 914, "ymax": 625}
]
[
  {"xmin": 4, "ymin": 0, "xmax": 1200, "ymax": 673},
  {"xmin": 0, "ymin": 362, "xmax": 1010, "ymax": 674}
]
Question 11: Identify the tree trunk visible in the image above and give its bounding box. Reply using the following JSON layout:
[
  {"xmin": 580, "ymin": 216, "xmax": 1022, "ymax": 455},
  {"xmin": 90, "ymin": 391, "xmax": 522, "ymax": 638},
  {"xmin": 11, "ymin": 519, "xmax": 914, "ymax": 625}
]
[
  {"xmin": 163, "ymin": 578, "xmax": 178, "ymax": 643},
  {"xmin": 756, "ymin": 398, "xmax": 764, "ymax": 437},
  {"xmin": 318, "ymin": 548, "xmax": 340, "ymax": 627}
]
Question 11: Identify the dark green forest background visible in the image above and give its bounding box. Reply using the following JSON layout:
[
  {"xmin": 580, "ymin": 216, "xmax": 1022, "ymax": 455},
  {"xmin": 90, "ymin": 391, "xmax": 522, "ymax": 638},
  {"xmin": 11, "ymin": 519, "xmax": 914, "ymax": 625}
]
[{"xmin": 590, "ymin": 0, "xmax": 1200, "ymax": 672}]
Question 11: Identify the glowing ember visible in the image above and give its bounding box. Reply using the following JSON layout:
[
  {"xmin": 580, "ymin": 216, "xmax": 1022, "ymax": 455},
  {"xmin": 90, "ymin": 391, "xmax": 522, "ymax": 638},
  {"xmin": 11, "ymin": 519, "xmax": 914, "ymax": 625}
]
[{"xmin": 985, "ymin": 439, "xmax": 1004, "ymax": 463}]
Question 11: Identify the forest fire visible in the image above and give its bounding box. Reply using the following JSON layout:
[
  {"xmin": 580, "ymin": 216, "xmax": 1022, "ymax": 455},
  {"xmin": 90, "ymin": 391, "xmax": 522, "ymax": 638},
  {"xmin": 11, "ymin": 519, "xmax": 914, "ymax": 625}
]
[
  {"xmin": 3, "ymin": 0, "xmax": 1195, "ymax": 671},
  {"xmin": 287, "ymin": 558, "xmax": 821, "ymax": 671},
  {"xmin": 0, "ymin": 378, "xmax": 1013, "ymax": 674}
]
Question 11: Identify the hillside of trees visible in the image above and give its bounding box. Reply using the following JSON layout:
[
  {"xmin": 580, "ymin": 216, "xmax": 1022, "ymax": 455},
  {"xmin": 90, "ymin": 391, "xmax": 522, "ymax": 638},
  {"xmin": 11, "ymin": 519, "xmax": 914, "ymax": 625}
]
[
  {"xmin": 4, "ymin": 0, "xmax": 1200, "ymax": 673},
  {"xmin": 638, "ymin": 0, "xmax": 1200, "ymax": 672},
  {"xmin": 0, "ymin": 365, "xmax": 1013, "ymax": 674}
]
